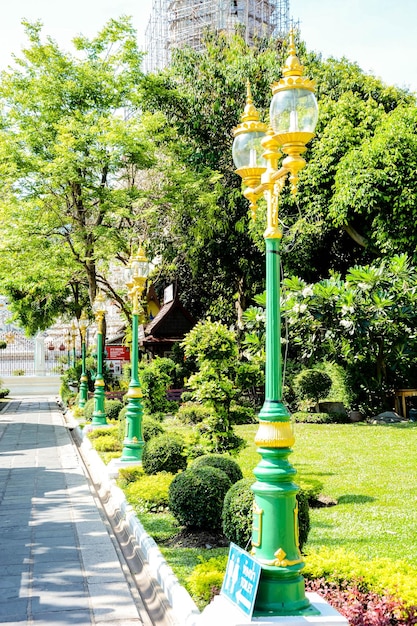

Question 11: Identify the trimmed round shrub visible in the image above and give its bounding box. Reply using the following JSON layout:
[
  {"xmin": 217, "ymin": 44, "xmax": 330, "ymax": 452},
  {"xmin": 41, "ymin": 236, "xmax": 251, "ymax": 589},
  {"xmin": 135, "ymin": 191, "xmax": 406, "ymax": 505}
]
[
  {"xmin": 168, "ymin": 466, "xmax": 232, "ymax": 530},
  {"xmin": 105, "ymin": 399, "xmax": 123, "ymax": 421},
  {"xmin": 191, "ymin": 454, "xmax": 243, "ymax": 485},
  {"xmin": 222, "ymin": 479, "xmax": 311, "ymax": 552},
  {"xmin": 293, "ymin": 369, "xmax": 332, "ymax": 405},
  {"xmin": 142, "ymin": 433, "xmax": 187, "ymax": 475},
  {"xmin": 0, "ymin": 388, "xmax": 10, "ymax": 398},
  {"xmin": 222, "ymin": 478, "xmax": 254, "ymax": 548}
]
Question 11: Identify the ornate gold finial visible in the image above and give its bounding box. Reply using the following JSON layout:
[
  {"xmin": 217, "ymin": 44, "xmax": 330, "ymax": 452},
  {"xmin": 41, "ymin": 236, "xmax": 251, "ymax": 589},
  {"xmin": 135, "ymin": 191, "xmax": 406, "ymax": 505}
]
[
  {"xmin": 271, "ymin": 31, "xmax": 316, "ymax": 94},
  {"xmin": 241, "ymin": 81, "xmax": 260, "ymax": 123},
  {"xmin": 282, "ymin": 30, "xmax": 303, "ymax": 78},
  {"xmin": 233, "ymin": 81, "xmax": 267, "ymax": 137}
]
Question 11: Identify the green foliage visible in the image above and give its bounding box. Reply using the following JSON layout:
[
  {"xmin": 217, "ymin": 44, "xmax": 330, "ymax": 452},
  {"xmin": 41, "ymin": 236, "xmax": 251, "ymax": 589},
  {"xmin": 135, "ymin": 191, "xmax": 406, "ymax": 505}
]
[
  {"xmin": 190, "ymin": 454, "xmax": 243, "ymax": 485},
  {"xmin": 142, "ymin": 417, "xmax": 165, "ymax": 441},
  {"xmin": 187, "ymin": 555, "xmax": 228, "ymax": 605},
  {"xmin": 0, "ymin": 18, "xmax": 153, "ymax": 330},
  {"xmin": 304, "ymin": 547, "xmax": 417, "ymax": 608},
  {"xmin": 0, "ymin": 388, "xmax": 10, "ymax": 398},
  {"xmin": 87, "ymin": 426, "xmax": 118, "ymax": 440},
  {"xmin": 283, "ymin": 254, "xmax": 417, "ymax": 413},
  {"xmin": 221, "ymin": 478, "xmax": 254, "ymax": 549},
  {"xmin": 222, "ymin": 479, "xmax": 310, "ymax": 553},
  {"xmin": 0, "ymin": 340, "xmax": 6, "ymax": 349},
  {"xmin": 142, "ymin": 433, "xmax": 187, "ymax": 475},
  {"xmin": 140, "ymin": 358, "xmax": 176, "ymax": 414},
  {"xmin": 117, "ymin": 466, "xmax": 144, "ymax": 487},
  {"xmin": 228, "ymin": 403, "xmax": 256, "ymax": 425},
  {"xmin": 196, "ymin": 412, "xmax": 246, "ymax": 456},
  {"xmin": 293, "ymin": 369, "xmax": 333, "ymax": 408},
  {"xmin": 168, "ymin": 466, "xmax": 232, "ymax": 530},
  {"xmin": 181, "ymin": 321, "xmax": 246, "ymax": 455},
  {"xmin": 105, "ymin": 399, "xmax": 123, "ymax": 421},
  {"xmin": 117, "ymin": 410, "xmax": 165, "ymax": 445},
  {"xmin": 91, "ymin": 434, "xmax": 122, "ymax": 452},
  {"xmin": 182, "ymin": 320, "xmax": 238, "ymax": 365},
  {"xmin": 124, "ymin": 472, "xmax": 174, "ymax": 513},
  {"xmin": 292, "ymin": 412, "xmax": 347, "ymax": 424},
  {"xmin": 83, "ymin": 398, "xmax": 95, "ymax": 422},
  {"xmin": 177, "ymin": 402, "xmax": 216, "ymax": 424}
]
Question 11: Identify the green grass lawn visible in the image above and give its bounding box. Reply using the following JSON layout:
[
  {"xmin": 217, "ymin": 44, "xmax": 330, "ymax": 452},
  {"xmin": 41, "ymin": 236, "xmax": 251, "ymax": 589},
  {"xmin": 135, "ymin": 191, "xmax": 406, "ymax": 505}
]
[
  {"xmin": 235, "ymin": 421, "xmax": 417, "ymax": 564},
  {"xmin": 108, "ymin": 417, "xmax": 417, "ymax": 606}
]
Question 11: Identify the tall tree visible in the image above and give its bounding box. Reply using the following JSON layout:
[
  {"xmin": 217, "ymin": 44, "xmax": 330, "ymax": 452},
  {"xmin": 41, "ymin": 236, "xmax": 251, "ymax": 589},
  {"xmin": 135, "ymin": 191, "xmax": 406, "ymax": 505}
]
[{"xmin": 0, "ymin": 18, "xmax": 154, "ymax": 332}]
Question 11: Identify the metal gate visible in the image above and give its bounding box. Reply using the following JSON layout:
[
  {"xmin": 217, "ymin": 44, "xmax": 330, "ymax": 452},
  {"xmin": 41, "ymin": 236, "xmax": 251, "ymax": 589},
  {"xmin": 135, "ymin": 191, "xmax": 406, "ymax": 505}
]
[
  {"xmin": 0, "ymin": 331, "xmax": 64, "ymax": 377},
  {"xmin": 0, "ymin": 298, "xmax": 64, "ymax": 377}
]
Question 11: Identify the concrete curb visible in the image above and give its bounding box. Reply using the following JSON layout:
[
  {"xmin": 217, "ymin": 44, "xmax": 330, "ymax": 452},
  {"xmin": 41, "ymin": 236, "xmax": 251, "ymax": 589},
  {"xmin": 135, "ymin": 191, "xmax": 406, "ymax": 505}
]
[{"xmin": 75, "ymin": 424, "xmax": 201, "ymax": 626}]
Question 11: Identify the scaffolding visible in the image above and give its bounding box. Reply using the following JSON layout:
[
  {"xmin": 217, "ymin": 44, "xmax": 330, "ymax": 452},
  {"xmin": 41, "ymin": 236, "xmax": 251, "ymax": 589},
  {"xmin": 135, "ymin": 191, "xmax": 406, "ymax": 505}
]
[{"xmin": 143, "ymin": 0, "xmax": 291, "ymax": 73}]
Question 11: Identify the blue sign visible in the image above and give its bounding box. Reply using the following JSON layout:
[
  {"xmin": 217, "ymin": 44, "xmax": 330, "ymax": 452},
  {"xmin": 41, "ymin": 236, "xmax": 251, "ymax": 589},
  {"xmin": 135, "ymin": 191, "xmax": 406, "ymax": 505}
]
[{"xmin": 221, "ymin": 543, "xmax": 261, "ymax": 617}]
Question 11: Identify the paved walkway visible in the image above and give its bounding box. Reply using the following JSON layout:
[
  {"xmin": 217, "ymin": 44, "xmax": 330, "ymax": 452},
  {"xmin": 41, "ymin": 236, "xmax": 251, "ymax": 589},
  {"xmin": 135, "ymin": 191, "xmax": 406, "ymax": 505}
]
[{"xmin": 0, "ymin": 397, "xmax": 147, "ymax": 625}]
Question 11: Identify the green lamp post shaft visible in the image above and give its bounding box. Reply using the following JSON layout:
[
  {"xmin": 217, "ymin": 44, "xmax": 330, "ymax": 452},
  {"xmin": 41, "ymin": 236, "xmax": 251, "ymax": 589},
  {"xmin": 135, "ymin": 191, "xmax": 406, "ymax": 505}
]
[
  {"xmin": 263, "ymin": 238, "xmax": 284, "ymax": 408},
  {"xmin": 121, "ymin": 295, "xmax": 145, "ymax": 463},
  {"xmin": 79, "ymin": 337, "xmax": 88, "ymax": 408},
  {"xmin": 92, "ymin": 319, "xmax": 106, "ymax": 426},
  {"xmin": 251, "ymin": 234, "xmax": 314, "ymax": 616}
]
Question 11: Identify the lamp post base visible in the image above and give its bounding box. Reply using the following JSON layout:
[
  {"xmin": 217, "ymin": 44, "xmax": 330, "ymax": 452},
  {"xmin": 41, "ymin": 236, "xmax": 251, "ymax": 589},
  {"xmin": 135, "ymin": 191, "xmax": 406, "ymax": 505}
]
[{"xmin": 199, "ymin": 591, "xmax": 349, "ymax": 626}]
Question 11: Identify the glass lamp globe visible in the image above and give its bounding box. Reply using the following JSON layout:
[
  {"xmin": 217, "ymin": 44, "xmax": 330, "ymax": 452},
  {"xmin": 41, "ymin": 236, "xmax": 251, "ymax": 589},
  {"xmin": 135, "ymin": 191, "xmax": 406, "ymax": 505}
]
[{"xmin": 270, "ymin": 88, "xmax": 318, "ymax": 135}]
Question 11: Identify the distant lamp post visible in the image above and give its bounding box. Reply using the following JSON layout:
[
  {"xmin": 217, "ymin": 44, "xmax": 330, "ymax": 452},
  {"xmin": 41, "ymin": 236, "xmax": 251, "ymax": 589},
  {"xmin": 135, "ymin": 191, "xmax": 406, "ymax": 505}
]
[
  {"xmin": 66, "ymin": 330, "xmax": 71, "ymax": 368},
  {"xmin": 120, "ymin": 246, "xmax": 150, "ymax": 463},
  {"xmin": 70, "ymin": 321, "xmax": 77, "ymax": 368},
  {"xmin": 91, "ymin": 292, "xmax": 108, "ymax": 426},
  {"xmin": 78, "ymin": 311, "xmax": 89, "ymax": 408},
  {"xmin": 232, "ymin": 33, "xmax": 318, "ymax": 616}
]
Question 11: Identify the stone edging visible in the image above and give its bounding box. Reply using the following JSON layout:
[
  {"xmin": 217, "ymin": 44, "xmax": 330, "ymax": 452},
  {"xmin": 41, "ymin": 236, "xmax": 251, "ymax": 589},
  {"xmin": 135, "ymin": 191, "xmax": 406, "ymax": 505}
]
[{"xmin": 74, "ymin": 423, "xmax": 201, "ymax": 626}]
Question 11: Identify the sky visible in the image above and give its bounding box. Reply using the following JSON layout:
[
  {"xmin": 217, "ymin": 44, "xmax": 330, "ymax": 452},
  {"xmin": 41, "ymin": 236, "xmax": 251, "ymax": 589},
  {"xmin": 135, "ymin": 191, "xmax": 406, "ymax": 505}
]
[{"xmin": 0, "ymin": 0, "xmax": 416, "ymax": 93}]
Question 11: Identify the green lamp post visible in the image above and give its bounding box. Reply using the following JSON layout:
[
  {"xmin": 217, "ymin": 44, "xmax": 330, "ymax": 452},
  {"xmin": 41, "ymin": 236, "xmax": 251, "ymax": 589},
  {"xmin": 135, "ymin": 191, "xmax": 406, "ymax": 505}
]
[
  {"xmin": 91, "ymin": 292, "xmax": 108, "ymax": 426},
  {"xmin": 78, "ymin": 311, "xmax": 89, "ymax": 409},
  {"xmin": 120, "ymin": 246, "xmax": 150, "ymax": 463},
  {"xmin": 70, "ymin": 321, "xmax": 77, "ymax": 368},
  {"xmin": 232, "ymin": 33, "xmax": 318, "ymax": 616}
]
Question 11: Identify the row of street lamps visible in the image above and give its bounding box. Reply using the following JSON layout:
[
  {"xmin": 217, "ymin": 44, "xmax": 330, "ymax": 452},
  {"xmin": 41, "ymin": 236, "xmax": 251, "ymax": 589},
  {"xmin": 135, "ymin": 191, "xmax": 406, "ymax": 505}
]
[{"xmin": 68, "ymin": 247, "xmax": 150, "ymax": 464}]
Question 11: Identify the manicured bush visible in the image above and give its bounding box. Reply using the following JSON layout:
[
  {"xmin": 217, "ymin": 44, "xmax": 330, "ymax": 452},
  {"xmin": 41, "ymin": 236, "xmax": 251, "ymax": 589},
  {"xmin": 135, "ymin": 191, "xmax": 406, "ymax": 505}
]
[
  {"xmin": 221, "ymin": 478, "xmax": 254, "ymax": 549},
  {"xmin": 168, "ymin": 466, "xmax": 232, "ymax": 530},
  {"xmin": 222, "ymin": 479, "xmax": 310, "ymax": 552},
  {"xmin": 124, "ymin": 472, "xmax": 174, "ymax": 513},
  {"xmin": 293, "ymin": 369, "xmax": 332, "ymax": 407},
  {"xmin": 177, "ymin": 402, "xmax": 216, "ymax": 424},
  {"xmin": 142, "ymin": 433, "xmax": 187, "ymax": 475},
  {"xmin": 292, "ymin": 412, "xmax": 335, "ymax": 424},
  {"xmin": 191, "ymin": 454, "xmax": 243, "ymax": 485},
  {"xmin": 0, "ymin": 388, "xmax": 10, "ymax": 398},
  {"xmin": 105, "ymin": 399, "xmax": 123, "ymax": 421}
]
